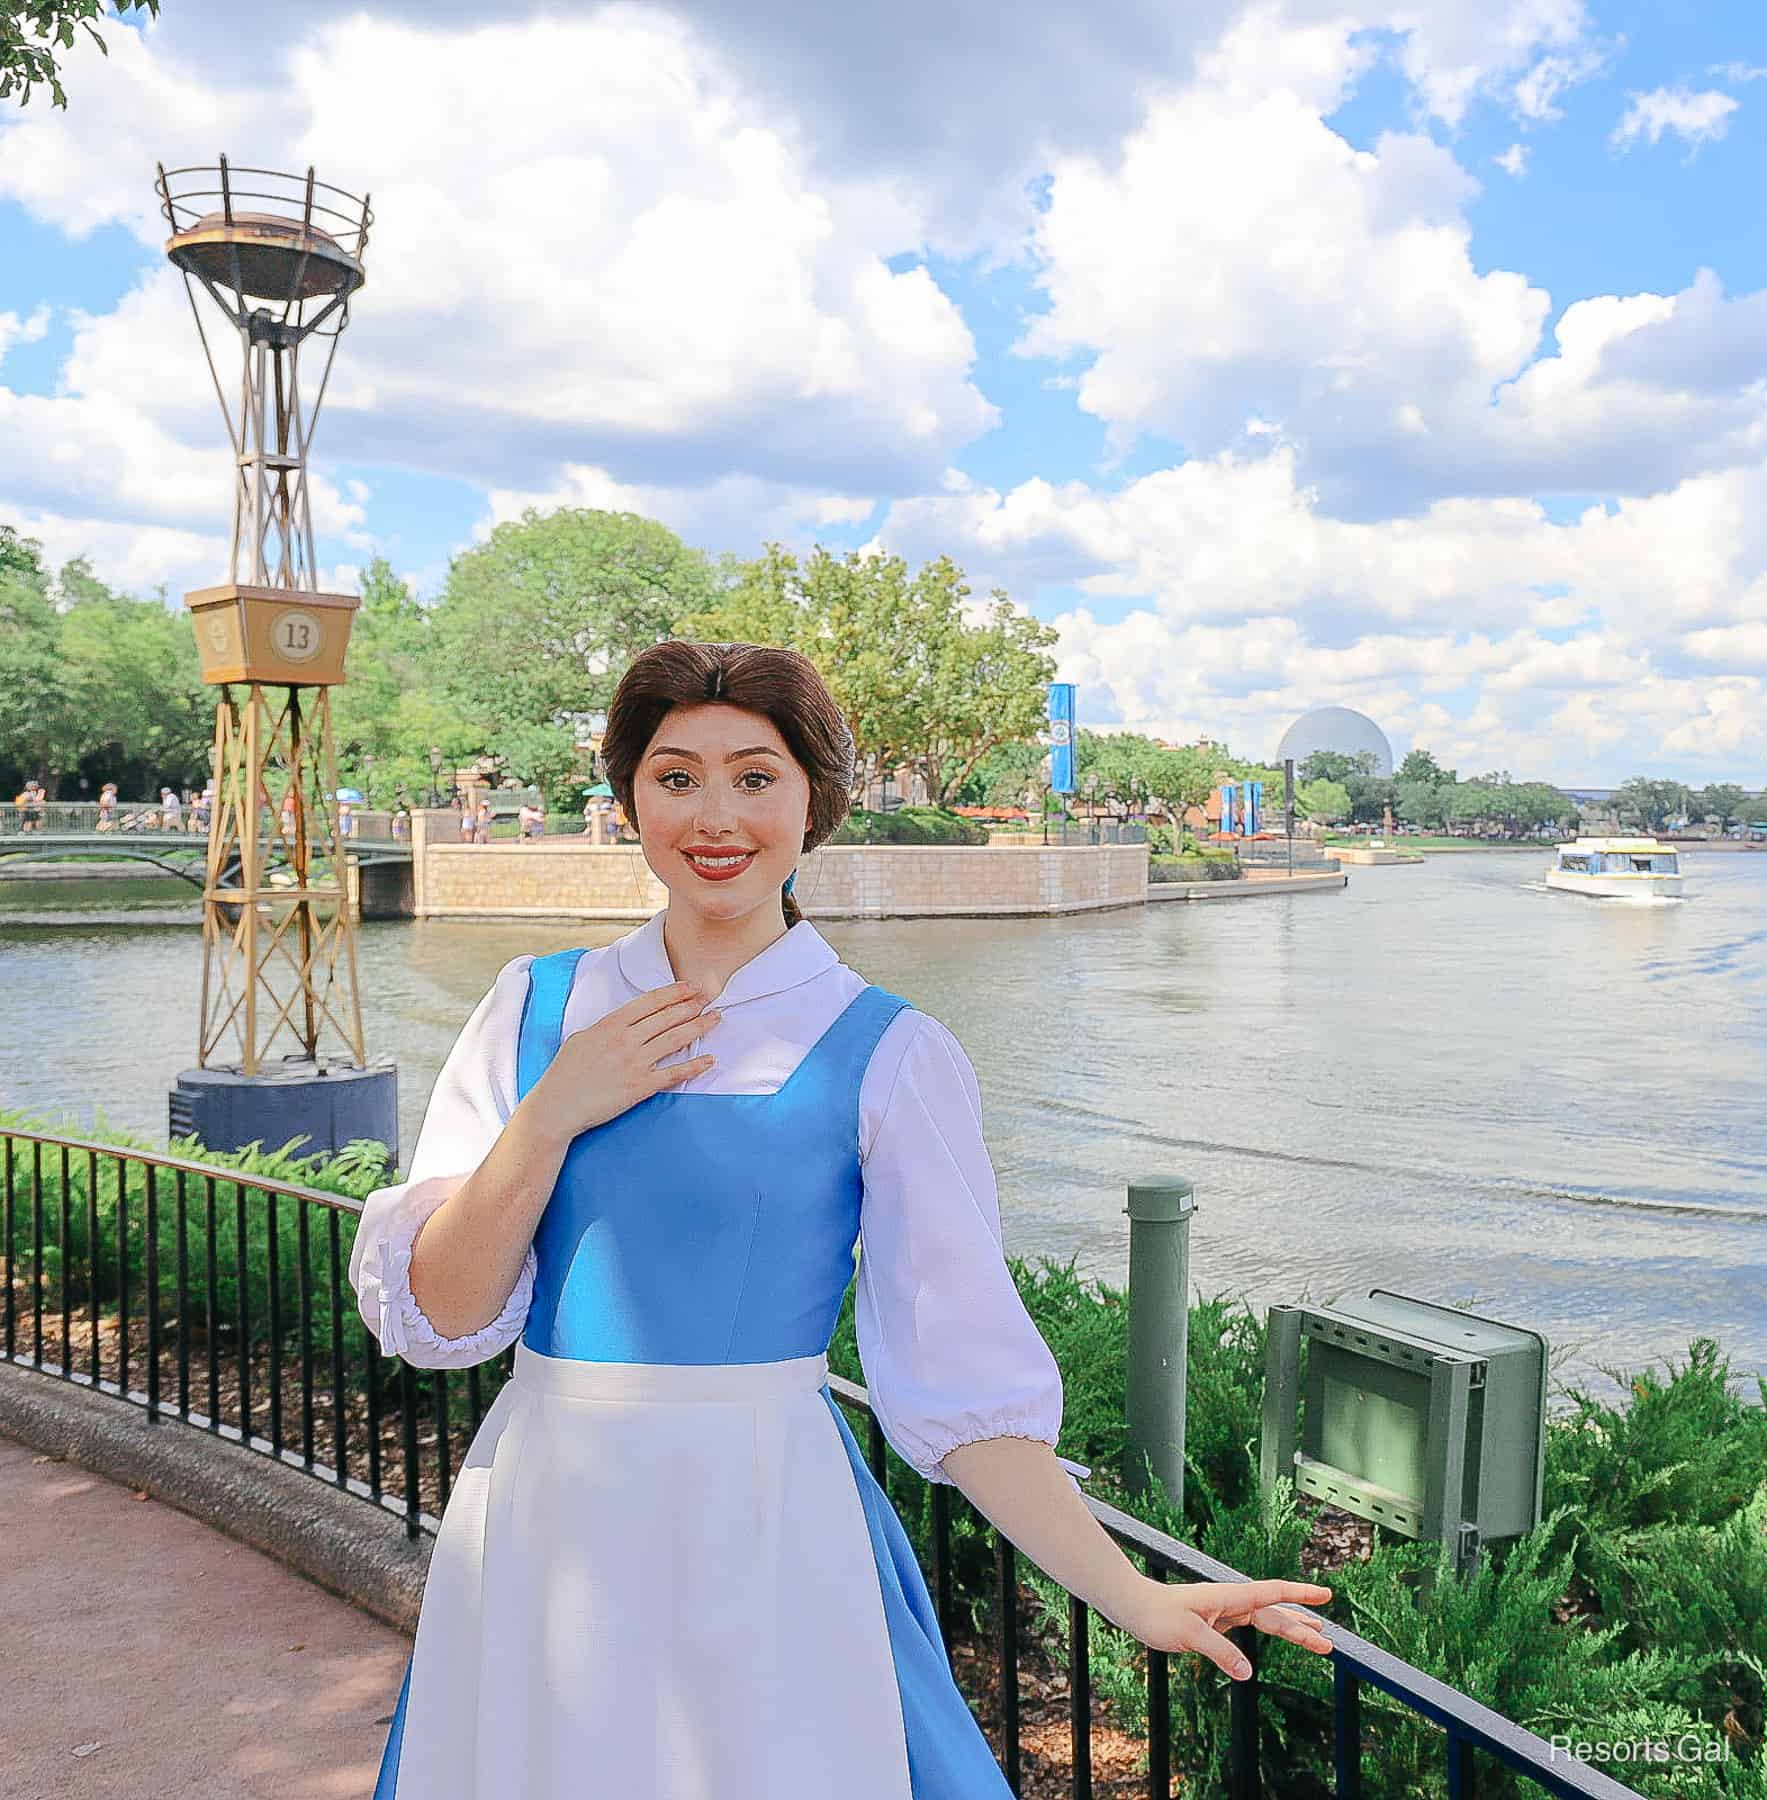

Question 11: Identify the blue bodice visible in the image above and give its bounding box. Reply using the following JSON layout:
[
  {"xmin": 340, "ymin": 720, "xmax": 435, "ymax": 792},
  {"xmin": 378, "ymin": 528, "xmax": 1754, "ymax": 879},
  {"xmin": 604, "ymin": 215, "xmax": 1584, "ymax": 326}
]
[{"xmin": 514, "ymin": 947, "xmax": 912, "ymax": 1365}]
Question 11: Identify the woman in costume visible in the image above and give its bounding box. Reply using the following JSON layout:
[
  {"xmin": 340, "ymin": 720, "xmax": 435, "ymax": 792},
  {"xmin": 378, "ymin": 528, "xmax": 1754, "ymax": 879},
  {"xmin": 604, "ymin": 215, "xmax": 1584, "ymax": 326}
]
[{"xmin": 350, "ymin": 640, "xmax": 1332, "ymax": 1798}]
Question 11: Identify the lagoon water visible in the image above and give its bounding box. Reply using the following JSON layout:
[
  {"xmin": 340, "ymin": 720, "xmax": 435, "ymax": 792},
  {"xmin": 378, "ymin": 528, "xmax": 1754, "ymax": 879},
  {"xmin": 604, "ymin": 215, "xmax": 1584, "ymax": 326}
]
[{"xmin": 3, "ymin": 850, "xmax": 1763, "ymax": 1414}]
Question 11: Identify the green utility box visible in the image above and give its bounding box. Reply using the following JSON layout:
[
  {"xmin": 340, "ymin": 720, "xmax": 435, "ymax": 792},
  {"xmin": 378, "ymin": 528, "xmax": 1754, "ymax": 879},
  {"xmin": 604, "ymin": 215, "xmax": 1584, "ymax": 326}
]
[{"xmin": 1260, "ymin": 1291, "xmax": 1549, "ymax": 1575}]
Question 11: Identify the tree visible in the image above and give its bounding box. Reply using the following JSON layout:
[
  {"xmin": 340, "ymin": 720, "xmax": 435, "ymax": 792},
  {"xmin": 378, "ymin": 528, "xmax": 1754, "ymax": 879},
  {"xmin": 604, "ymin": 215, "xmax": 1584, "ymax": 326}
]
[
  {"xmin": 1344, "ymin": 771, "xmax": 1397, "ymax": 825},
  {"xmin": 959, "ymin": 739, "xmax": 1048, "ymax": 810},
  {"xmin": 0, "ymin": 523, "xmax": 46, "ymax": 582},
  {"xmin": 57, "ymin": 564, "xmax": 212, "ymax": 794},
  {"xmin": 2, "ymin": 1, "xmax": 158, "ymax": 109},
  {"xmin": 1398, "ymin": 747, "xmax": 1455, "ymax": 787},
  {"xmin": 430, "ymin": 507, "xmax": 714, "ymax": 747},
  {"xmin": 1295, "ymin": 778, "xmax": 1349, "ymax": 825},
  {"xmin": 679, "ymin": 545, "xmax": 1057, "ymax": 806},
  {"xmin": 1395, "ymin": 777, "xmax": 1449, "ymax": 832},
  {"xmin": 1694, "ymin": 784, "xmax": 1747, "ymax": 833},
  {"xmin": 1613, "ymin": 777, "xmax": 1691, "ymax": 833},
  {"xmin": 1515, "ymin": 782, "xmax": 1577, "ymax": 836},
  {"xmin": 487, "ymin": 719, "xmax": 580, "ymax": 802},
  {"xmin": 1142, "ymin": 744, "xmax": 1221, "ymax": 827},
  {"xmin": 1297, "ymin": 748, "xmax": 1376, "ymax": 786},
  {"xmin": 1737, "ymin": 792, "xmax": 1767, "ymax": 828},
  {"xmin": 0, "ymin": 537, "xmax": 71, "ymax": 791},
  {"xmin": 331, "ymin": 557, "xmax": 438, "ymax": 779},
  {"xmin": 1448, "ymin": 782, "xmax": 1498, "ymax": 835},
  {"xmin": 1075, "ymin": 728, "xmax": 1180, "ymax": 817}
]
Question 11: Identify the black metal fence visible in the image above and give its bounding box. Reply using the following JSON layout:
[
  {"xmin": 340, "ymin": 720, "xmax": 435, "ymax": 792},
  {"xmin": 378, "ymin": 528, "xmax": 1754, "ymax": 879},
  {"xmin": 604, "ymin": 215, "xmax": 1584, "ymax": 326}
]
[
  {"xmin": 1016, "ymin": 821, "xmax": 1150, "ymax": 847},
  {"xmin": 1, "ymin": 1127, "xmax": 1632, "ymax": 1800},
  {"xmin": 1234, "ymin": 839, "xmax": 1343, "ymax": 870}
]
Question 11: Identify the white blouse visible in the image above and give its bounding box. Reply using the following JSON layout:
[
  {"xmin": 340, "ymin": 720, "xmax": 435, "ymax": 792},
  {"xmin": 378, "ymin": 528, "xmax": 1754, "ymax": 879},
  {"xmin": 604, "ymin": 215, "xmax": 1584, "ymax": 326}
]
[{"xmin": 347, "ymin": 912, "xmax": 1079, "ymax": 1489}]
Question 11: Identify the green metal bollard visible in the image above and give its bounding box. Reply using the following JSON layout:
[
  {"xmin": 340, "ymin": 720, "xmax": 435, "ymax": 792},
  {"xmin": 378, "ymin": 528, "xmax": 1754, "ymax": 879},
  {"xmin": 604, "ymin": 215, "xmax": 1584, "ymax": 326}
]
[{"xmin": 1123, "ymin": 1175, "xmax": 1196, "ymax": 1506}]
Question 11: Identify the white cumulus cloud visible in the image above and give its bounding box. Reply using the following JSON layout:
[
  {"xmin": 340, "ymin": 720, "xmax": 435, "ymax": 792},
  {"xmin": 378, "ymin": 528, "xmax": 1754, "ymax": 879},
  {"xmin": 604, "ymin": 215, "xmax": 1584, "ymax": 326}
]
[
  {"xmin": 0, "ymin": 303, "xmax": 50, "ymax": 366},
  {"xmin": 0, "ymin": 9, "xmax": 994, "ymax": 526},
  {"xmin": 1610, "ymin": 86, "xmax": 1740, "ymax": 154}
]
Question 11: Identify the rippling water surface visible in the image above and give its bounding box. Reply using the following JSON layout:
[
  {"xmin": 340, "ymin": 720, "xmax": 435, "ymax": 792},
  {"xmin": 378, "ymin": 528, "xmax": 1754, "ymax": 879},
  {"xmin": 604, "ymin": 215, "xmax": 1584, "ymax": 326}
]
[{"xmin": 4, "ymin": 850, "xmax": 1763, "ymax": 1411}]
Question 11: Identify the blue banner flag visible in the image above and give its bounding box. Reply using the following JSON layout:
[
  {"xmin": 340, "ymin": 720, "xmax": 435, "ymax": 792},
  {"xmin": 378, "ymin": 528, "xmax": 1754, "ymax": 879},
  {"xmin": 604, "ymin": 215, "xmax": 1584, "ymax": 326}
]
[
  {"xmin": 1220, "ymin": 781, "xmax": 1237, "ymax": 836},
  {"xmin": 1246, "ymin": 780, "xmax": 1262, "ymax": 835},
  {"xmin": 1047, "ymin": 683, "xmax": 1075, "ymax": 793}
]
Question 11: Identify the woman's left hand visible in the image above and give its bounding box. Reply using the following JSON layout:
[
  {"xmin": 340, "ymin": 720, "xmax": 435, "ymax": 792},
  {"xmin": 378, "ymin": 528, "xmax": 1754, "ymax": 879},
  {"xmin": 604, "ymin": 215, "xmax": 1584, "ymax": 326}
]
[{"xmin": 1119, "ymin": 1578, "xmax": 1335, "ymax": 1679}]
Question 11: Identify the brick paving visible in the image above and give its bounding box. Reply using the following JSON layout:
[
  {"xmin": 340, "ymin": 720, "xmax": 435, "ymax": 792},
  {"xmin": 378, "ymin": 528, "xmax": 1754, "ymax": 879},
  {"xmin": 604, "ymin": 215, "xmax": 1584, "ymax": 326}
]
[{"xmin": 1, "ymin": 1432, "xmax": 407, "ymax": 1799}]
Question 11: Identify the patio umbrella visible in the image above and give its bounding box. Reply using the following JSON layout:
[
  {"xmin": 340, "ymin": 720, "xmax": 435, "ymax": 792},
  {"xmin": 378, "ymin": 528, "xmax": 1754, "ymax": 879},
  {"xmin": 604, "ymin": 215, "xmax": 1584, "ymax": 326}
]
[
  {"xmin": 334, "ymin": 788, "xmax": 365, "ymax": 803},
  {"xmin": 582, "ymin": 782, "xmax": 614, "ymax": 796}
]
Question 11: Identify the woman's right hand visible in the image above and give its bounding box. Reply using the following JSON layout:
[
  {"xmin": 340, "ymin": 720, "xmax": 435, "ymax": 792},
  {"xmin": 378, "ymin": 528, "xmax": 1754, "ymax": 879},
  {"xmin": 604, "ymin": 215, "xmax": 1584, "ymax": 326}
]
[{"xmin": 529, "ymin": 980, "xmax": 720, "ymax": 1140}]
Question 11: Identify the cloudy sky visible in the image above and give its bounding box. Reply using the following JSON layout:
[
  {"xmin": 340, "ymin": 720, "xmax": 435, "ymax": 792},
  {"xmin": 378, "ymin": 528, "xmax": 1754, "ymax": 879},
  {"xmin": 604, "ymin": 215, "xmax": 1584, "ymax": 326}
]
[{"xmin": 2, "ymin": 0, "xmax": 1765, "ymax": 783}]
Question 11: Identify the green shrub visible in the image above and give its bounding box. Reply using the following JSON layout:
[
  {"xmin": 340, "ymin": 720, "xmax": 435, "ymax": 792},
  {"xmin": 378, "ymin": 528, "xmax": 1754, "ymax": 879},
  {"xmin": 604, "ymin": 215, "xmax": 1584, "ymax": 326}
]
[
  {"xmin": 829, "ymin": 806, "xmax": 990, "ymax": 846},
  {"xmin": 834, "ymin": 1261, "xmax": 1767, "ymax": 1799},
  {"xmin": 0, "ymin": 1105, "xmax": 388, "ymax": 1355},
  {"xmin": 1145, "ymin": 822, "xmax": 1216, "ymax": 855},
  {"xmin": 1149, "ymin": 850, "xmax": 1241, "ymax": 882},
  {"xmin": 10, "ymin": 1108, "xmax": 1763, "ymax": 1798}
]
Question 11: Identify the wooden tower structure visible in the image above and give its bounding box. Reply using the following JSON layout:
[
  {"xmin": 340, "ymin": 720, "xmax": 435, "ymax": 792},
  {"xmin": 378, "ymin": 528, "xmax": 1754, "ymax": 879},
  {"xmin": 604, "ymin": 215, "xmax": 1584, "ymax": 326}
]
[{"xmin": 158, "ymin": 158, "xmax": 394, "ymax": 1155}]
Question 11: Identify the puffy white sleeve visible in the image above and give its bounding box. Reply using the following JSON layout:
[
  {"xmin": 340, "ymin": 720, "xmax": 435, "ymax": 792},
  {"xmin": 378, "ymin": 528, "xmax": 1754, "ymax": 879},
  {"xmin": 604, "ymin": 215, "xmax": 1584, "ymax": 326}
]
[
  {"xmin": 854, "ymin": 1012, "xmax": 1068, "ymax": 1487},
  {"xmin": 347, "ymin": 954, "xmax": 537, "ymax": 1369}
]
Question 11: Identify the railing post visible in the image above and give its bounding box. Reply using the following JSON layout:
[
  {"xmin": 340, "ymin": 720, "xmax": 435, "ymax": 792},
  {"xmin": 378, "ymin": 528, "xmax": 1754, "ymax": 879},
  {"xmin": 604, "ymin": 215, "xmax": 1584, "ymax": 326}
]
[{"xmin": 1123, "ymin": 1176, "xmax": 1195, "ymax": 1506}]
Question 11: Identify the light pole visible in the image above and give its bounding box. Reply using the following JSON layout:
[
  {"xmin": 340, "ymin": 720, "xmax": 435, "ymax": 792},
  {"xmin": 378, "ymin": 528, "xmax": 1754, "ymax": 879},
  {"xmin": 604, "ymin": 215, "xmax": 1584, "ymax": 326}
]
[
  {"xmin": 427, "ymin": 745, "xmax": 444, "ymax": 809},
  {"xmin": 362, "ymin": 751, "xmax": 376, "ymax": 810},
  {"xmin": 1086, "ymin": 771, "xmax": 1099, "ymax": 844}
]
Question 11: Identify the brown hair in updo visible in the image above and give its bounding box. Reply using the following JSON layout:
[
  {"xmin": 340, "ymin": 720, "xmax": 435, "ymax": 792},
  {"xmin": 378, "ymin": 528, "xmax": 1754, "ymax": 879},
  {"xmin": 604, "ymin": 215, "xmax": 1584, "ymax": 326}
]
[{"xmin": 599, "ymin": 641, "xmax": 855, "ymax": 927}]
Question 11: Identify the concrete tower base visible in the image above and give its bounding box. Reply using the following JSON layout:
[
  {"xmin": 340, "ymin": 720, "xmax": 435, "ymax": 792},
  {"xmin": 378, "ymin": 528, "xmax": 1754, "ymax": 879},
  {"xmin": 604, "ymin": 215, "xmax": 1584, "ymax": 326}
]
[{"xmin": 168, "ymin": 1061, "xmax": 398, "ymax": 1165}]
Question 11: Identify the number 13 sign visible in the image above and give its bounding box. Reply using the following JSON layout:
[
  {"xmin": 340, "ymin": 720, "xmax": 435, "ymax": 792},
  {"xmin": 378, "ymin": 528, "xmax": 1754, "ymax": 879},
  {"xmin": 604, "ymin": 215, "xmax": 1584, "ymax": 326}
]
[{"xmin": 270, "ymin": 610, "xmax": 322, "ymax": 663}]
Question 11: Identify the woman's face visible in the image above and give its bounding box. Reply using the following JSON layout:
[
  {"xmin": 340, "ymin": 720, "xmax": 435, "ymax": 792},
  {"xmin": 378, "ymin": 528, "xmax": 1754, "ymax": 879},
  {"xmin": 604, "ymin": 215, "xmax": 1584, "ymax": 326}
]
[{"xmin": 635, "ymin": 702, "xmax": 812, "ymax": 922}]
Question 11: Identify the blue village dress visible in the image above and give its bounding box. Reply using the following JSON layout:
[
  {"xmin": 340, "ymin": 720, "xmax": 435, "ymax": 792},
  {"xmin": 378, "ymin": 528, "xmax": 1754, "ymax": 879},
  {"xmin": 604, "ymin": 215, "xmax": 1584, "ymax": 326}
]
[{"xmin": 372, "ymin": 947, "xmax": 1026, "ymax": 1798}]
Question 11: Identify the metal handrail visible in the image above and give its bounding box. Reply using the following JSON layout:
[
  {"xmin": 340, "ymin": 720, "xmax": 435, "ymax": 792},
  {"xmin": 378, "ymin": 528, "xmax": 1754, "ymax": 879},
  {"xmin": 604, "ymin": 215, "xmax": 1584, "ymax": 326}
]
[
  {"xmin": 153, "ymin": 160, "xmax": 372, "ymax": 257},
  {"xmin": 1, "ymin": 1127, "xmax": 1639, "ymax": 1799}
]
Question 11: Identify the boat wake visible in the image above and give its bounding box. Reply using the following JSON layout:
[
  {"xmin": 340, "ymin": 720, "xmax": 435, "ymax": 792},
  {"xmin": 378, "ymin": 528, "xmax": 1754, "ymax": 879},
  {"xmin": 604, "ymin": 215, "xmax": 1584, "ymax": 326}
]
[{"xmin": 1523, "ymin": 880, "xmax": 1685, "ymax": 905}]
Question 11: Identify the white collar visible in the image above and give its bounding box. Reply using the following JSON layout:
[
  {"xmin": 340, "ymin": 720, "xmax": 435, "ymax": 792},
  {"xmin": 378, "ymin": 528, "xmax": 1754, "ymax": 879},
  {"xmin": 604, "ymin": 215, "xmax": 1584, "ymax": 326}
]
[{"xmin": 613, "ymin": 909, "xmax": 839, "ymax": 1008}]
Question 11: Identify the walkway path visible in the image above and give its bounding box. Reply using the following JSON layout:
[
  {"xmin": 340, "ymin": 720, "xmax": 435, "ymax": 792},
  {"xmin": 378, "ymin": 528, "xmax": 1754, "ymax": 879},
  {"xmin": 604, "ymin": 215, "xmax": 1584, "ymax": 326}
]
[{"xmin": 2, "ymin": 1431, "xmax": 406, "ymax": 1798}]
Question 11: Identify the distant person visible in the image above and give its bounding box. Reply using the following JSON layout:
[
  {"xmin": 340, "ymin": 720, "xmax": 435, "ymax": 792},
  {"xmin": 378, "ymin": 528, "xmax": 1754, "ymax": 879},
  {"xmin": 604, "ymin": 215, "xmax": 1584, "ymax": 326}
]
[
  {"xmin": 474, "ymin": 799, "xmax": 492, "ymax": 845},
  {"xmin": 518, "ymin": 799, "xmax": 545, "ymax": 841},
  {"xmin": 159, "ymin": 786, "xmax": 183, "ymax": 831},
  {"xmin": 96, "ymin": 781, "xmax": 118, "ymax": 831},
  {"xmin": 391, "ymin": 805, "xmax": 410, "ymax": 843},
  {"xmin": 190, "ymin": 786, "xmax": 212, "ymax": 833},
  {"xmin": 16, "ymin": 780, "xmax": 46, "ymax": 832},
  {"xmin": 338, "ymin": 797, "xmax": 355, "ymax": 839},
  {"xmin": 460, "ymin": 804, "xmax": 479, "ymax": 843}
]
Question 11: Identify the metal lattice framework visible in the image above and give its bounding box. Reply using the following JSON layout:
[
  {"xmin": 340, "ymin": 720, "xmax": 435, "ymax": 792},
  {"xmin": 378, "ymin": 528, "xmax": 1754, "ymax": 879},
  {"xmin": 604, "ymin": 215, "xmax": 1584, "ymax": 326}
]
[
  {"xmin": 155, "ymin": 157, "xmax": 372, "ymax": 590},
  {"xmin": 198, "ymin": 684, "xmax": 367, "ymax": 1070},
  {"xmin": 157, "ymin": 156, "xmax": 373, "ymax": 1076}
]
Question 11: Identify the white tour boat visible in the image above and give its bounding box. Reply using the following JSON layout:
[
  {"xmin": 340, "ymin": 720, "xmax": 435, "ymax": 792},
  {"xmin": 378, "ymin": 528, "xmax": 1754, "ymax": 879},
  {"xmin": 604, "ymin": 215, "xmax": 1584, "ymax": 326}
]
[{"xmin": 1545, "ymin": 836, "xmax": 1684, "ymax": 901}]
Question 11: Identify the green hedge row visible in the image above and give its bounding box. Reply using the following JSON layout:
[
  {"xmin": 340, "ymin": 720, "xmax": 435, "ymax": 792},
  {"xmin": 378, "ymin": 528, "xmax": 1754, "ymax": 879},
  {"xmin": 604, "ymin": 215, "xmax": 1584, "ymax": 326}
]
[
  {"xmin": 1149, "ymin": 851, "xmax": 1242, "ymax": 883},
  {"xmin": 829, "ymin": 806, "xmax": 991, "ymax": 846}
]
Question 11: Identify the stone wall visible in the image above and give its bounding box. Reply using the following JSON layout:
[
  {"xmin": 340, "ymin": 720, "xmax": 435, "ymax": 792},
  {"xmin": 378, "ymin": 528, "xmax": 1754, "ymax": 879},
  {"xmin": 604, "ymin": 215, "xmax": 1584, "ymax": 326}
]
[{"xmin": 409, "ymin": 812, "xmax": 1147, "ymax": 919}]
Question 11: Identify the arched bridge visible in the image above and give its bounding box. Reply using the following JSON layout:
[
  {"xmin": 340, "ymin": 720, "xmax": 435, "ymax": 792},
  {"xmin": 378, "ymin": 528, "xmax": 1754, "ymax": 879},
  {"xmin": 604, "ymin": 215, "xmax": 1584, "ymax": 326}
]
[{"xmin": 0, "ymin": 831, "xmax": 411, "ymax": 892}]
